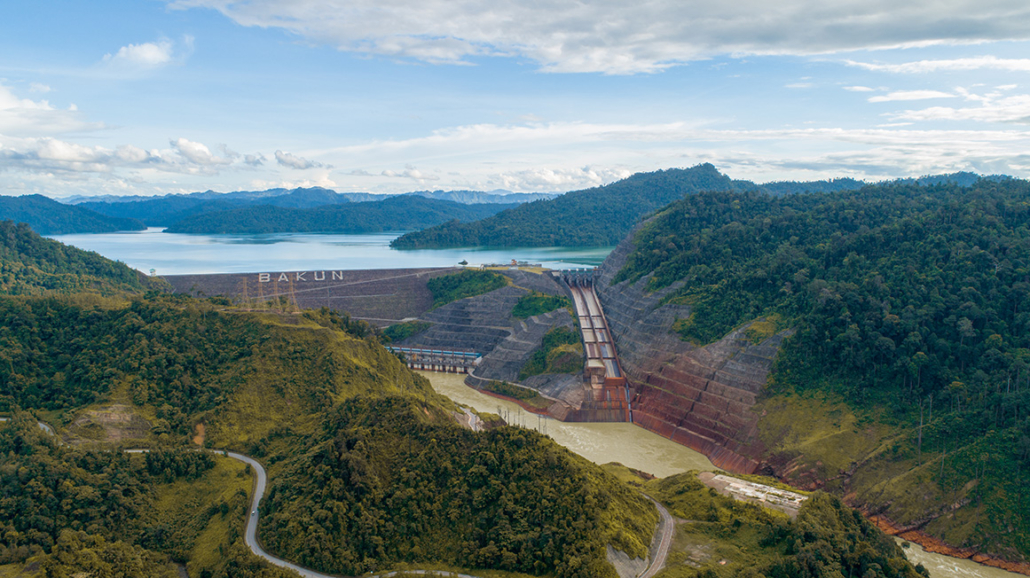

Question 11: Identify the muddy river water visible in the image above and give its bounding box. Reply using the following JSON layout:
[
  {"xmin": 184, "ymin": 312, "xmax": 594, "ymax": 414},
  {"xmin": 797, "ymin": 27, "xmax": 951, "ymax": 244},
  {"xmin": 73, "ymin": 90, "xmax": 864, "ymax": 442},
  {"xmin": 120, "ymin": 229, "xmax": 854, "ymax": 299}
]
[{"xmin": 422, "ymin": 372, "xmax": 1024, "ymax": 578}]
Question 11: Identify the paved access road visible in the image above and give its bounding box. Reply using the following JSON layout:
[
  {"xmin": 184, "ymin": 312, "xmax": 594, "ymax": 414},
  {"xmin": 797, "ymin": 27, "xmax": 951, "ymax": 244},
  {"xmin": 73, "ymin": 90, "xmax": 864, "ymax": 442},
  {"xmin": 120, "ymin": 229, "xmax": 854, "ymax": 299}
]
[{"xmin": 639, "ymin": 496, "xmax": 674, "ymax": 578}]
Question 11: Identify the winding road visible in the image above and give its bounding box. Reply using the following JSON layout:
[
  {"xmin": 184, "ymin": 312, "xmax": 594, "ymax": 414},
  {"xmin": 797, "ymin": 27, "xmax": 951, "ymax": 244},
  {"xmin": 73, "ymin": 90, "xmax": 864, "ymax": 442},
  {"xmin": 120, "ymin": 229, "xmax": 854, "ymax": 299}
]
[
  {"xmin": 639, "ymin": 497, "xmax": 674, "ymax": 578},
  {"xmin": 3, "ymin": 416, "xmax": 671, "ymax": 578}
]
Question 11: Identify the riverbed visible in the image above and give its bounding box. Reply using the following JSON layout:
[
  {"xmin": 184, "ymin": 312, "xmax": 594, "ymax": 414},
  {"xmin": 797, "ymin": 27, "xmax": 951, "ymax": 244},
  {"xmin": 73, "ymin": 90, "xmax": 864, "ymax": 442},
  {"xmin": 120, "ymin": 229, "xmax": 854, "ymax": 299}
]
[{"xmin": 422, "ymin": 372, "xmax": 1026, "ymax": 578}]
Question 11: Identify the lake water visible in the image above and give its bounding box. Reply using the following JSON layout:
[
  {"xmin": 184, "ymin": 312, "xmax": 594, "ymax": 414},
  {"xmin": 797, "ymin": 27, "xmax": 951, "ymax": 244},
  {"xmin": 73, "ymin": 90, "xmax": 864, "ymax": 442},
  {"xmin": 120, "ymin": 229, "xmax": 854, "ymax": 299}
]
[
  {"xmin": 49, "ymin": 228, "xmax": 614, "ymax": 276},
  {"xmin": 421, "ymin": 372, "xmax": 1025, "ymax": 578}
]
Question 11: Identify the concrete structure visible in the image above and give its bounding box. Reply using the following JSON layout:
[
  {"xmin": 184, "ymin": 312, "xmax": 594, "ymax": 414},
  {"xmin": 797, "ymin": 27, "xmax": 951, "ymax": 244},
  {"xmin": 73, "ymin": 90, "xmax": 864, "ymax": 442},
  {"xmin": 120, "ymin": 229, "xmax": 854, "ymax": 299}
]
[
  {"xmin": 554, "ymin": 269, "xmax": 633, "ymax": 422},
  {"xmin": 388, "ymin": 347, "xmax": 481, "ymax": 374}
]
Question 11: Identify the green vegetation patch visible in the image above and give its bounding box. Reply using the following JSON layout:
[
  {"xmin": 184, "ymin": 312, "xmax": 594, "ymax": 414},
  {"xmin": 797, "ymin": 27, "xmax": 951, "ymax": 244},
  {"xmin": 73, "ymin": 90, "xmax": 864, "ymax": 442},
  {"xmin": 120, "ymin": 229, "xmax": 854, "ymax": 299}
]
[
  {"xmin": 645, "ymin": 473, "xmax": 924, "ymax": 578},
  {"xmin": 260, "ymin": 395, "xmax": 658, "ymax": 578},
  {"xmin": 482, "ymin": 380, "xmax": 553, "ymax": 410},
  {"xmin": 383, "ymin": 320, "xmax": 433, "ymax": 343},
  {"xmin": 427, "ymin": 269, "xmax": 507, "ymax": 309},
  {"xmin": 0, "ymin": 220, "xmax": 166, "ymax": 296},
  {"xmin": 518, "ymin": 326, "xmax": 584, "ymax": 379},
  {"xmin": 511, "ymin": 291, "xmax": 573, "ymax": 319}
]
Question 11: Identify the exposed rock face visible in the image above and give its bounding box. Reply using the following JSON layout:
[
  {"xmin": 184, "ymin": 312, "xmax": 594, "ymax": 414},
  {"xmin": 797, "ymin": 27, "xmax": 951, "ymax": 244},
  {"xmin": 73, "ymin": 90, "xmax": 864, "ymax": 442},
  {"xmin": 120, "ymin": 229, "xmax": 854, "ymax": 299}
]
[{"xmin": 595, "ymin": 233, "xmax": 787, "ymax": 473}]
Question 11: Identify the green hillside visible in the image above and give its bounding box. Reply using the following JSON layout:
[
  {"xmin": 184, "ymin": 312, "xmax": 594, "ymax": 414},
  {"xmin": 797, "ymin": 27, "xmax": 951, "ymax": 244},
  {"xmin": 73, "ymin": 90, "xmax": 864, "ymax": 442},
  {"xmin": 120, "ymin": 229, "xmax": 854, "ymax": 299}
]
[
  {"xmin": 0, "ymin": 220, "xmax": 165, "ymax": 295},
  {"xmin": 165, "ymin": 194, "xmax": 517, "ymax": 234},
  {"xmin": 0, "ymin": 194, "xmax": 145, "ymax": 234},
  {"xmin": 614, "ymin": 178, "xmax": 1030, "ymax": 562},
  {"xmin": 391, "ymin": 164, "xmax": 739, "ymax": 249}
]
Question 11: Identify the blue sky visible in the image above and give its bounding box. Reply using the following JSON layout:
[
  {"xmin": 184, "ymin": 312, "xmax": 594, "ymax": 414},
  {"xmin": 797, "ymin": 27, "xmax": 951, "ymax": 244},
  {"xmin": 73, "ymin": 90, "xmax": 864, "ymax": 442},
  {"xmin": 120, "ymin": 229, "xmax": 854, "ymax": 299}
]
[{"xmin": 3, "ymin": 0, "xmax": 1030, "ymax": 197}]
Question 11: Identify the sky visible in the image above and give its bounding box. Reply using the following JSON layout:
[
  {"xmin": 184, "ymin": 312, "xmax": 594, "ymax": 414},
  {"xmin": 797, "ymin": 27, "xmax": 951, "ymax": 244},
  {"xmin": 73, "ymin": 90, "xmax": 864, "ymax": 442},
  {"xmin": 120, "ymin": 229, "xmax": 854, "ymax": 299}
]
[{"xmin": 3, "ymin": 0, "xmax": 1030, "ymax": 198}]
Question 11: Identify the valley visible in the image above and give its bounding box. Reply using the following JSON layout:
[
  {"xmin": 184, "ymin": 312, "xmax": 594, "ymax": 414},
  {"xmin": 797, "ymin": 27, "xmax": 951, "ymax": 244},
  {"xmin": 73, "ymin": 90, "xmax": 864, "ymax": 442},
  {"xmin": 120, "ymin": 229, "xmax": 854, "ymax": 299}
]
[{"xmin": 3, "ymin": 167, "xmax": 1029, "ymax": 578}]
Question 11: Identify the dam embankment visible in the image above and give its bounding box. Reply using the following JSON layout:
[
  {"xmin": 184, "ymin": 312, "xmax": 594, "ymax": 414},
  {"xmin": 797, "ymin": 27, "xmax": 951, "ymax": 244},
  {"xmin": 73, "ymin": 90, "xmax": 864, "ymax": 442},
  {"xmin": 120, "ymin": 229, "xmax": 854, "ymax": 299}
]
[
  {"xmin": 164, "ymin": 267, "xmax": 458, "ymax": 325},
  {"xmin": 594, "ymin": 234, "xmax": 786, "ymax": 473}
]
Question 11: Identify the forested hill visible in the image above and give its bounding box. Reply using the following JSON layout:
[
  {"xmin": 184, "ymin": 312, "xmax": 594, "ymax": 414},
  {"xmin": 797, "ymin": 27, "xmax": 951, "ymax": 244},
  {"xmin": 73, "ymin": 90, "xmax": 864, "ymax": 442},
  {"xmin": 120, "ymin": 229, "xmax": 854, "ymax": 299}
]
[
  {"xmin": 0, "ymin": 220, "xmax": 163, "ymax": 295},
  {"xmin": 0, "ymin": 194, "xmax": 145, "ymax": 234},
  {"xmin": 391, "ymin": 164, "xmax": 742, "ymax": 249},
  {"xmin": 613, "ymin": 178, "xmax": 1030, "ymax": 560},
  {"xmin": 164, "ymin": 194, "xmax": 517, "ymax": 234},
  {"xmin": 390, "ymin": 167, "xmax": 1004, "ymax": 249}
]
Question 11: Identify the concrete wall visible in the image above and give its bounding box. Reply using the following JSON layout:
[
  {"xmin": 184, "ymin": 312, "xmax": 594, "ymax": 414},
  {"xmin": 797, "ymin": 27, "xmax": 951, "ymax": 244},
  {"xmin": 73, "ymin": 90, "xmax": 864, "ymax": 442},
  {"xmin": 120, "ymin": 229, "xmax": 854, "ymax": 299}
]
[{"xmin": 163, "ymin": 267, "xmax": 458, "ymax": 326}]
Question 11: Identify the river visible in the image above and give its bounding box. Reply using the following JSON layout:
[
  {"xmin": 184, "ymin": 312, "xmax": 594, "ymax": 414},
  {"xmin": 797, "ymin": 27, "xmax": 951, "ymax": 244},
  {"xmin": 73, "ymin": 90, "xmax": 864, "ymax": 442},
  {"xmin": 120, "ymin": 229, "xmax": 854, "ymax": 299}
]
[
  {"xmin": 49, "ymin": 228, "xmax": 613, "ymax": 275},
  {"xmin": 420, "ymin": 372, "xmax": 1025, "ymax": 578}
]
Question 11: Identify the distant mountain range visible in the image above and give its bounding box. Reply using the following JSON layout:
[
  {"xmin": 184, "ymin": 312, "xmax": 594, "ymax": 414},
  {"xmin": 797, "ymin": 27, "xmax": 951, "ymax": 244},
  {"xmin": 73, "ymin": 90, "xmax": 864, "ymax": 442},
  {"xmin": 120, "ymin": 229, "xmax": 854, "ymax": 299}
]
[
  {"xmin": 164, "ymin": 195, "xmax": 518, "ymax": 234},
  {"xmin": 2, "ymin": 169, "xmax": 1008, "ymax": 237},
  {"xmin": 63, "ymin": 186, "xmax": 557, "ymax": 229},
  {"xmin": 0, "ymin": 194, "xmax": 146, "ymax": 235},
  {"xmin": 391, "ymin": 166, "xmax": 1010, "ymax": 249}
]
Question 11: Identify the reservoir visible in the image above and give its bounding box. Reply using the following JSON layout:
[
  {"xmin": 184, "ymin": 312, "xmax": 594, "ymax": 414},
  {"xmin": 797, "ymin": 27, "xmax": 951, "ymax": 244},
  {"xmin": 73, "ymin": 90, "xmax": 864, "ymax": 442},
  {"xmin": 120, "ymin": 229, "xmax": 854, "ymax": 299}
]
[
  {"xmin": 420, "ymin": 372, "xmax": 1026, "ymax": 578},
  {"xmin": 49, "ymin": 228, "xmax": 613, "ymax": 275}
]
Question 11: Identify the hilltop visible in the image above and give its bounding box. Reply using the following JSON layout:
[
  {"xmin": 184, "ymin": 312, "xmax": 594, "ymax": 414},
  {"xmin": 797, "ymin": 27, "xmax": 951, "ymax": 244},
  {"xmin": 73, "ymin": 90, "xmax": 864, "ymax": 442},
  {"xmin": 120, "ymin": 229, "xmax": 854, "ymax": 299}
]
[
  {"xmin": 0, "ymin": 220, "xmax": 165, "ymax": 295},
  {"xmin": 0, "ymin": 194, "xmax": 145, "ymax": 234}
]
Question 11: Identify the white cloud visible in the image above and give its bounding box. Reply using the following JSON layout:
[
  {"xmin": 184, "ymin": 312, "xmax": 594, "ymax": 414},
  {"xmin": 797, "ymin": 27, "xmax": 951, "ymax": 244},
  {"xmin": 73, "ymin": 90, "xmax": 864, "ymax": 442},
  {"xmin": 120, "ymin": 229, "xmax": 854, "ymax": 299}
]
[
  {"xmin": 171, "ymin": 137, "xmax": 233, "ymax": 165},
  {"xmin": 275, "ymin": 150, "xmax": 329, "ymax": 169},
  {"xmin": 786, "ymin": 83, "xmax": 813, "ymax": 89},
  {"xmin": 381, "ymin": 165, "xmax": 440, "ymax": 183},
  {"xmin": 244, "ymin": 153, "xmax": 265, "ymax": 166},
  {"xmin": 868, "ymin": 90, "xmax": 955, "ymax": 102},
  {"xmin": 104, "ymin": 40, "xmax": 174, "ymax": 67},
  {"xmin": 101, "ymin": 36, "xmax": 193, "ymax": 71},
  {"xmin": 891, "ymin": 93, "xmax": 1030, "ymax": 123},
  {"xmin": 170, "ymin": 0, "xmax": 1030, "ymax": 74},
  {"xmin": 0, "ymin": 83, "xmax": 104, "ymax": 137},
  {"xmin": 489, "ymin": 166, "xmax": 632, "ymax": 191},
  {"xmin": 844, "ymin": 85, "xmax": 875, "ymax": 92},
  {"xmin": 847, "ymin": 56, "xmax": 1030, "ymax": 74},
  {"xmin": 28, "ymin": 83, "xmax": 51, "ymax": 94}
]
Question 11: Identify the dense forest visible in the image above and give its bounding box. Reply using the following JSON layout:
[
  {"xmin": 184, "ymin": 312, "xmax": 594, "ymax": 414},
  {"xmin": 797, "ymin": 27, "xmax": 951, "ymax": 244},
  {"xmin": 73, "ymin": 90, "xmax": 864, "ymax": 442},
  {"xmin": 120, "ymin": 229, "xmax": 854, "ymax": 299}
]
[
  {"xmin": 0, "ymin": 195, "xmax": 145, "ymax": 234},
  {"xmin": 165, "ymin": 195, "xmax": 517, "ymax": 234},
  {"xmin": 1, "ymin": 220, "xmax": 165, "ymax": 295},
  {"xmin": 259, "ymin": 396, "xmax": 657, "ymax": 578},
  {"xmin": 391, "ymin": 164, "xmax": 742, "ymax": 249},
  {"xmin": 614, "ymin": 178, "xmax": 1030, "ymax": 559},
  {"xmin": 391, "ymin": 167, "xmax": 1002, "ymax": 250}
]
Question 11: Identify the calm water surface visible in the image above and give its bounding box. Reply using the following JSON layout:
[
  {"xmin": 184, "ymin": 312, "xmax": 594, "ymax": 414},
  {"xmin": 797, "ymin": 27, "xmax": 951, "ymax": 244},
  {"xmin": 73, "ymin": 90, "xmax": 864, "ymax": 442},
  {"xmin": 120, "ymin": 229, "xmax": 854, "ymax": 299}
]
[
  {"xmin": 49, "ymin": 228, "xmax": 613, "ymax": 275},
  {"xmin": 422, "ymin": 372, "xmax": 1024, "ymax": 578}
]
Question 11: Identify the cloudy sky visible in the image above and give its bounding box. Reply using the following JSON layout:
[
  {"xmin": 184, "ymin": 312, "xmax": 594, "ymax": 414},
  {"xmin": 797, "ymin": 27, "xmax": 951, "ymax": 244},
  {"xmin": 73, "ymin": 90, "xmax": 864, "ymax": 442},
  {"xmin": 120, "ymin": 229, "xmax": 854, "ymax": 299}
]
[{"xmin": 3, "ymin": 0, "xmax": 1030, "ymax": 198}]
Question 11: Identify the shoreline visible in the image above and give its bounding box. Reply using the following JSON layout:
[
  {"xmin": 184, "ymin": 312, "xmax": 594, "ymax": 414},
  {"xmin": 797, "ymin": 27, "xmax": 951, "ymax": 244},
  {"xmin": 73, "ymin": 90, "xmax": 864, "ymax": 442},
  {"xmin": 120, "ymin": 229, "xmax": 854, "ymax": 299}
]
[{"xmin": 867, "ymin": 512, "xmax": 1030, "ymax": 576}]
